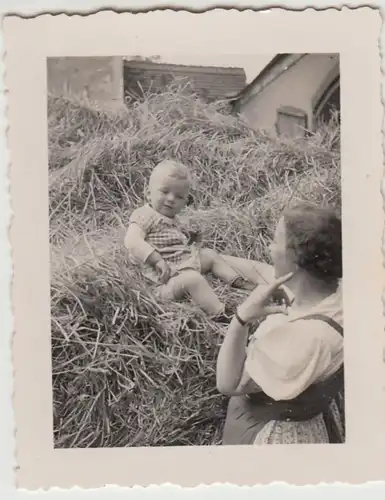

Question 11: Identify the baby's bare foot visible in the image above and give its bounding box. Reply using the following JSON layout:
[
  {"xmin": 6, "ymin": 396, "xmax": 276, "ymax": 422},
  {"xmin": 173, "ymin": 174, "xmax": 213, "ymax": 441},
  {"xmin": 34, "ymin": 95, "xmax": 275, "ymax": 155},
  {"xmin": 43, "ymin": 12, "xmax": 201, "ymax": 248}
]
[{"xmin": 231, "ymin": 277, "xmax": 256, "ymax": 291}]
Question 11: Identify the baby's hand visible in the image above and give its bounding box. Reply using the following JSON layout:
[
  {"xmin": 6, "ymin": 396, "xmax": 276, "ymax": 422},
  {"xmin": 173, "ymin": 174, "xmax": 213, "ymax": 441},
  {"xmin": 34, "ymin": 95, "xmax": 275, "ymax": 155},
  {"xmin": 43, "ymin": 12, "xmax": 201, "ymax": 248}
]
[
  {"xmin": 188, "ymin": 230, "xmax": 202, "ymax": 244},
  {"xmin": 155, "ymin": 259, "xmax": 172, "ymax": 284}
]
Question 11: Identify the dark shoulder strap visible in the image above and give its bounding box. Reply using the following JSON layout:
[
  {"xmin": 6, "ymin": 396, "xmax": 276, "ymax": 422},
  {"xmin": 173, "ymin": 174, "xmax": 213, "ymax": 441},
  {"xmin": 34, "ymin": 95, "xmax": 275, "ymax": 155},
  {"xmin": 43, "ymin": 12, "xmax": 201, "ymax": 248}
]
[{"xmin": 292, "ymin": 313, "xmax": 343, "ymax": 337}]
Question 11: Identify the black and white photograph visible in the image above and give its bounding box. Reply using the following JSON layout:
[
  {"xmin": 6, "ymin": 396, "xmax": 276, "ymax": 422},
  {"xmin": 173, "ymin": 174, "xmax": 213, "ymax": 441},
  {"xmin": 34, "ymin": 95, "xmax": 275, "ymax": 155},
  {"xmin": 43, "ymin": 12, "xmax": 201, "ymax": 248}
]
[
  {"xmin": 48, "ymin": 52, "xmax": 343, "ymax": 448},
  {"xmin": 5, "ymin": 8, "xmax": 384, "ymax": 489}
]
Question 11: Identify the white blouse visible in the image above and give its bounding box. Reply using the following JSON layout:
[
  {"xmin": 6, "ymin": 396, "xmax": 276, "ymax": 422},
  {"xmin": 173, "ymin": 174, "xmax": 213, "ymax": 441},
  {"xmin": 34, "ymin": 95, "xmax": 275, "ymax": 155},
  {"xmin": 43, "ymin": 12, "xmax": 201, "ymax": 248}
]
[{"xmin": 245, "ymin": 285, "xmax": 344, "ymax": 401}]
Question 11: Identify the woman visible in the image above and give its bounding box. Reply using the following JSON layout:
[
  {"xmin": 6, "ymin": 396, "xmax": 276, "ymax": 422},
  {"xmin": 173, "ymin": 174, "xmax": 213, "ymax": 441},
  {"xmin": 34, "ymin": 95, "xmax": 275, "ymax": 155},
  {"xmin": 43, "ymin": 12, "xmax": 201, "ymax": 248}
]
[{"xmin": 216, "ymin": 203, "xmax": 344, "ymax": 444}]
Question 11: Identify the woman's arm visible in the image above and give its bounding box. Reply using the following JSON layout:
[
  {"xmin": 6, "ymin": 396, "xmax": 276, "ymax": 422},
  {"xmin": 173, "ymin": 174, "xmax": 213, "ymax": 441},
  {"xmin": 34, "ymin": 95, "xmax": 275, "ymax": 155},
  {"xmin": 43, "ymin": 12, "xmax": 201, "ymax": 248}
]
[
  {"xmin": 216, "ymin": 273, "xmax": 293, "ymax": 397},
  {"xmin": 216, "ymin": 317, "xmax": 261, "ymax": 396},
  {"xmin": 216, "ymin": 316, "xmax": 248, "ymax": 395}
]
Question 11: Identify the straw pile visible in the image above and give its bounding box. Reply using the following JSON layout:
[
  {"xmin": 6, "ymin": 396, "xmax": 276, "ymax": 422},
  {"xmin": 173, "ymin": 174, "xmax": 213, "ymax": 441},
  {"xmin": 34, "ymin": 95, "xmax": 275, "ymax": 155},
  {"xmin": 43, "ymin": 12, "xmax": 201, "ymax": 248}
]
[{"xmin": 49, "ymin": 83, "xmax": 340, "ymax": 448}]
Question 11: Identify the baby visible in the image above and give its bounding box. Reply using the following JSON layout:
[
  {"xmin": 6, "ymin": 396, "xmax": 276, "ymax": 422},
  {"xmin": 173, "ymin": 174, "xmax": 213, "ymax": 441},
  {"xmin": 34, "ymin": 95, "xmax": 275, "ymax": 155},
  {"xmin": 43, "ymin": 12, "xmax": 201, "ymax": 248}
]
[{"xmin": 124, "ymin": 159, "xmax": 255, "ymax": 318}]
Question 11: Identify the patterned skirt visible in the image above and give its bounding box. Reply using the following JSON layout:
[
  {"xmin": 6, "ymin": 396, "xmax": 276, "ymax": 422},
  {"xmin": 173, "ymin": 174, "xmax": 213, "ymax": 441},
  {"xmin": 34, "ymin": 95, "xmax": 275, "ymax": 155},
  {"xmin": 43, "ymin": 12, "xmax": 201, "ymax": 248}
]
[
  {"xmin": 253, "ymin": 399, "xmax": 344, "ymax": 444},
  {"xmin": 222, "ymin": 376, "xmax": 345, "ymax": 446}
]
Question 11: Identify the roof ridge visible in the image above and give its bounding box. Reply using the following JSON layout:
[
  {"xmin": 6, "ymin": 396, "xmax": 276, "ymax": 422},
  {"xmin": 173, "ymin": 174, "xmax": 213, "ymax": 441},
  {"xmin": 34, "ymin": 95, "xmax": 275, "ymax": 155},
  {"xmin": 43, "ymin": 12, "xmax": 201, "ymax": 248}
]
[{"xmin": 124, "ymin": 60, "xmax": 246, "ymax": 74}]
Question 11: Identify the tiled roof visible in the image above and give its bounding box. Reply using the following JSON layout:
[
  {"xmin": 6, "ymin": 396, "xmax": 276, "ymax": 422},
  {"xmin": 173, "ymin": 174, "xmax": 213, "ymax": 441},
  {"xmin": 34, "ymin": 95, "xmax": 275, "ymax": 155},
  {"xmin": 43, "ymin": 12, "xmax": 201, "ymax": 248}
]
[{"xmin": 123, "ymin": 60, "xmax": 247, "ymax": 100}]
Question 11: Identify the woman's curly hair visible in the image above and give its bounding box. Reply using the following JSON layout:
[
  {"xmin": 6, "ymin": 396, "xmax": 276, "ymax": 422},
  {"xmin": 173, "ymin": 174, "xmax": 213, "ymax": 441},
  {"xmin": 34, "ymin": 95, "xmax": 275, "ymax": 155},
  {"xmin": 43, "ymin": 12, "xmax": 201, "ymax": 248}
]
[{"xmin": 283, "ymin": 204, "xmax": 342, "ymax": 287}]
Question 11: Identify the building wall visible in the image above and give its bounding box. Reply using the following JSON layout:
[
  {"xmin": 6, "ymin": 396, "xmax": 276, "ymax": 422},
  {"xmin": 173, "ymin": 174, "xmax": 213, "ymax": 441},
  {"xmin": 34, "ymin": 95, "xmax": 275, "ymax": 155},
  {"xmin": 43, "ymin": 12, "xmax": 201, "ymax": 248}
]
[
  {"xmin": 239, "ymin": 54, "xmax": 339, "ymax": 134},
  {"xmin": 124, "ymin": 61, "xmax": 246, "ymax": 101},
  {"xmin": 47, "ymin": 57, "xmax": 124, "ymax": 109}
]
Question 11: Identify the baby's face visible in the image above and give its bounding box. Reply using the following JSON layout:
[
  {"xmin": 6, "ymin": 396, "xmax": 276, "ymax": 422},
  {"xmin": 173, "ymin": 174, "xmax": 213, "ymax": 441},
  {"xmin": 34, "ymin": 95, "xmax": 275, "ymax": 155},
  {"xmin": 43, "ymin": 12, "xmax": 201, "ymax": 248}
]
[{"xmin": 149, "ymin": 172, "xmax": 190, "ymax": 218}]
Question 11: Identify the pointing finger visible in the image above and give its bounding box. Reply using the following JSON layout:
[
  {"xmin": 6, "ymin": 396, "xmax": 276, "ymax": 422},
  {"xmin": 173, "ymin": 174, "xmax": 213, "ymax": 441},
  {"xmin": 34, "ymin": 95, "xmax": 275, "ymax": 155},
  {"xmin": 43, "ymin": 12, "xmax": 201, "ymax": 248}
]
[
  {"xmin": 254, "ymin": 272, "xmax": 294, "ymax": 304},
  {"xmin": 266, "ymin": 272, "xmax": 295, "ymax": 294}
]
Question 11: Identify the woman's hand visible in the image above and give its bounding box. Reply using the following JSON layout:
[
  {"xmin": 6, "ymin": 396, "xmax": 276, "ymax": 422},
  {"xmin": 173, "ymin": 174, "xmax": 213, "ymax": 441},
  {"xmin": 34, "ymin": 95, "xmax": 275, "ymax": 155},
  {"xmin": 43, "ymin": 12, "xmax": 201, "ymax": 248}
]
[{"xmin": 236, "ymin": 272, "xmax": 294, "ymax": 324}]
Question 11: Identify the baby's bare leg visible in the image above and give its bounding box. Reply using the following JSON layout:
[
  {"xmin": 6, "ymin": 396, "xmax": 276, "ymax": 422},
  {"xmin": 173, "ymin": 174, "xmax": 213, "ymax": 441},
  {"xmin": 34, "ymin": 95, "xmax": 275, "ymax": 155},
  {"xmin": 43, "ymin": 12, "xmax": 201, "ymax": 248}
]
[
  {"xmin": 199, "ymin": 248, "xmax": 256, "ymax": 290},
  {"xmin": 199, "ymin": 248, "xmax": 238, "ymax": 281},
  {"xmin": 158, "ymin": 269, "xmax": 224, "ymax": 316},
  {"xmin": 221, "ymin": 255, "xmax": 274, "ymax": 285},
  {"xmin": 198, "ymin": 248, "xmax": 245, "ymax": 284}
]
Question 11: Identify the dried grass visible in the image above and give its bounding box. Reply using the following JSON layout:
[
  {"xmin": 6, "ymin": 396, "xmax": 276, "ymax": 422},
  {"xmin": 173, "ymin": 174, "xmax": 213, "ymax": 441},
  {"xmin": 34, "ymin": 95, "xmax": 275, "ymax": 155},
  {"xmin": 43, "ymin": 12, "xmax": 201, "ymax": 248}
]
[{"xmin": 49, "ymin": 83, "xmax": 340, "ymax": 448}]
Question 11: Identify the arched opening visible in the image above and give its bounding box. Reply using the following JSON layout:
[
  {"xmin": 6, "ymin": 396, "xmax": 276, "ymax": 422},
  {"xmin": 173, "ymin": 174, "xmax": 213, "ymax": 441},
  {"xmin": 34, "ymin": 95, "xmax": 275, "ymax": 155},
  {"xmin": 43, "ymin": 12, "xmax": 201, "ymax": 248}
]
[{"xmin": 313, "ymin": 76, "xmax": 340, "ymax": 126}]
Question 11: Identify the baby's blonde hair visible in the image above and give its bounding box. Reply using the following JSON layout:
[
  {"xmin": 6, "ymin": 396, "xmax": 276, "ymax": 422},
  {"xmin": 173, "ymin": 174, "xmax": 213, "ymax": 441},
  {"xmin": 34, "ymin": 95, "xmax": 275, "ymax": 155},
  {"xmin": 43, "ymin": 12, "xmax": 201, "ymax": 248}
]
[{"xmin": 149, "ymin": 159, "xmax": 191, "ymax": 189}]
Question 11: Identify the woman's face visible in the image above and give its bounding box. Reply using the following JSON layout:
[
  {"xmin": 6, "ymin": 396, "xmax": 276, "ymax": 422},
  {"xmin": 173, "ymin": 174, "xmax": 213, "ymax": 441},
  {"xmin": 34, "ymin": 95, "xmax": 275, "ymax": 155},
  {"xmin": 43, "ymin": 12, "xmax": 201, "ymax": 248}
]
[{"xmin": 270, "ymin": 216, "xmax": 296, "ymax": 278}]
